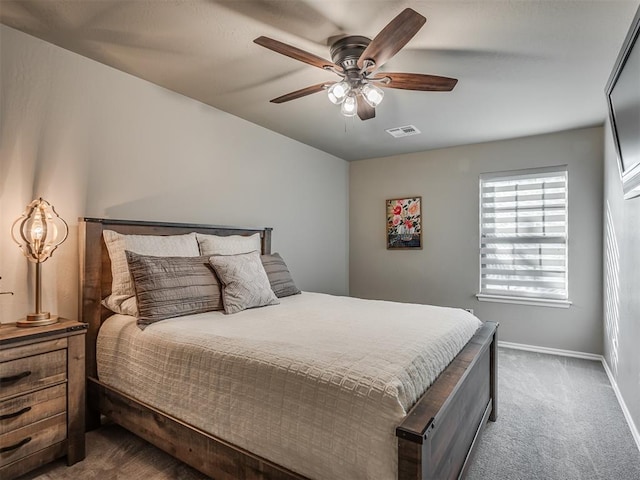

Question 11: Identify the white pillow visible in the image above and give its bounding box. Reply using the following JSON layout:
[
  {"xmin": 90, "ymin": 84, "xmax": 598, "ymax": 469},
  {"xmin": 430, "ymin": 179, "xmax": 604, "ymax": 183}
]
[
  {"xmin": 208, "ymin": 251, "xmax": 279, "ymax": 314},
  {"xmin": 111, "ymin": 295, "xmax": 138, "ymax": 317},
  {"xmin": 197, "ymin": 233, "xmax": 261, "ymax": 256},
  {"xmin": 102, "ymin": 230, "xmax": 200, "ymax": 315}
]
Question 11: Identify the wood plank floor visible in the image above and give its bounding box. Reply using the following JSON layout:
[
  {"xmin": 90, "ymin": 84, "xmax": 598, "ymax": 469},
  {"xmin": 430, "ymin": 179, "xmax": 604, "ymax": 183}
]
[{"xmin": 17, "ymin": 421, "xmax": 208, "ymax": 480}]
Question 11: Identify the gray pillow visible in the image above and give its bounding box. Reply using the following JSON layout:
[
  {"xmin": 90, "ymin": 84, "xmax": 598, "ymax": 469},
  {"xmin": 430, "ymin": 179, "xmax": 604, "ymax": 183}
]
[
  {"xmin": 125, "ymin": 252, "xmax": 223, "ymax": 328},
  {"xmin": 261, "ymin": 253, "xmax": 301, "ymax": 298},
  {"xmin": 208, "ymin": 251, "xmax": 279, "ymax": 314},
  {"xmin": 103, "ymin": 230, "xmax": 199, "ymax": 315}
]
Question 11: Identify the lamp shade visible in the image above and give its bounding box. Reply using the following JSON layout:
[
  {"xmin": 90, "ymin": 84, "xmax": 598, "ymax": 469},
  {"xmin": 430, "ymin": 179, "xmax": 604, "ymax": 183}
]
[
  {"xmin": 340, "ymin": 92, "xmax": 358, "ymax": 117},
  {"xmin": 11, "ymin": 198, "xmax": 68, "ymax": 327},
  {"xmin": 12, "ymin": 198, "xmax": 68, "ymax": 263},
  {"xmin": 362, "ymin": 82, "xmax": 384, "ymax": 108},
  {"xmin": 327, "ymin": 80, "xmax": 351, "ymax": 105}
]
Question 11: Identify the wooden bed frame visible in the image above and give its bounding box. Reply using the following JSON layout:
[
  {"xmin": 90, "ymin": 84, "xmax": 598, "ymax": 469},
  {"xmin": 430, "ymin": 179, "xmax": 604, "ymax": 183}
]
[{"xmin": 79, "ymin": 217, "xmax": 498, "ymax": 480}]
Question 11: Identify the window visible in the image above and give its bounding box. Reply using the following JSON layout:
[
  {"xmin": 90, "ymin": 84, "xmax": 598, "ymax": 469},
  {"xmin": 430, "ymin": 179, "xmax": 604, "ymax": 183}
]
[{"xmin": 477, "ymin": 165, "xmax": 570, "ymax": 308}]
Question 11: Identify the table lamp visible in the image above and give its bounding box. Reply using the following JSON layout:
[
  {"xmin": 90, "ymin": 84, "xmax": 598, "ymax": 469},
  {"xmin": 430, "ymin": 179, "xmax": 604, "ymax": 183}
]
[{"xmin": 11, "ymin": 198, "xmax": 68, "ymax": 327}]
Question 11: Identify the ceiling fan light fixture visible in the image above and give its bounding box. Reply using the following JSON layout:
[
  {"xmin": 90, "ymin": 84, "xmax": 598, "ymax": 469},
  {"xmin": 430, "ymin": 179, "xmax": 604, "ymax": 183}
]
[
  {"xmin": 341, "ymin": 92, "xmax": 358, "ymax": 117},
  {"xmin": 255, "ymin": 9, "xmax": 457, "ymax": 121},
  {"xmin": 327, "ymin": 81, "xmax": 351, "ymax": 104},
  {"xmin": 362, "ymin": 82, "xmax": 384, "ymax": 108}
]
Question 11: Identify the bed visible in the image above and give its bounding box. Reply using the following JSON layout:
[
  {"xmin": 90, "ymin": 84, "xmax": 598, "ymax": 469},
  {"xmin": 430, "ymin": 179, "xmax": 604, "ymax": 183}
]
[{"xmin": 79, "ymin": 217, "xmax": 498, "ymax": 480}]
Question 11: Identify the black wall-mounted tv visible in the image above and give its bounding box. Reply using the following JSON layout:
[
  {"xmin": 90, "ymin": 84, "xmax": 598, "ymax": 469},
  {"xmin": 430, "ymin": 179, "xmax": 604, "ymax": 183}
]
[{"xmin": 606, "ymin": 4, "xmax": 640, "ymax": 200}]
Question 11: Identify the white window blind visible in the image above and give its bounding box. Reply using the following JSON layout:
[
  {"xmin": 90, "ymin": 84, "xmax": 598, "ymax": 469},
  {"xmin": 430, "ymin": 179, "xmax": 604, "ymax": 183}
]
[{"xmin": 479, "ymin": 166, "xmax": 568, "ymax": 304}]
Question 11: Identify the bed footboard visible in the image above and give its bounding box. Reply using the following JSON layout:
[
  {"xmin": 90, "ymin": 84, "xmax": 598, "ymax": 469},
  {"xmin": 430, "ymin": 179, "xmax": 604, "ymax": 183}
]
[{"xmin": 396, "ymin": 321, "xmax": 498, "ymax": 480}]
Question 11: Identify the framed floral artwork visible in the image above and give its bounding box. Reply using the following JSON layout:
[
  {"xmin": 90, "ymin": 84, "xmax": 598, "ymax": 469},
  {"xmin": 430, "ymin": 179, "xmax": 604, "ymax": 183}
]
[{"xmin": 386, "ymin": 196, "xmax": 422, "ymax": 249}]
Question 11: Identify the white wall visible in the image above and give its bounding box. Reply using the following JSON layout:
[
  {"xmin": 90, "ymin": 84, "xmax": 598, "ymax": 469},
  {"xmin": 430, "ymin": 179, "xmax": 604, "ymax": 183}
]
[
  {"xmin": 603, "ymin": 119, "xmax": 640, "ymax": 438},
  {"xmin": 350, "ymin": 127, "xmax": 604, "ymax": 354},
  {"xmin": 0, "ymin": 25, "xmax": 349, "ymax": 324}
]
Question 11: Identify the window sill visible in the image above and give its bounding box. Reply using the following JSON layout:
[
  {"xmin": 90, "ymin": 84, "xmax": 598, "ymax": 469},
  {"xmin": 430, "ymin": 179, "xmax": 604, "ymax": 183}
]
[{"xmin": 476, "ymin": 294, "xmax": 572, "ymax": 309}]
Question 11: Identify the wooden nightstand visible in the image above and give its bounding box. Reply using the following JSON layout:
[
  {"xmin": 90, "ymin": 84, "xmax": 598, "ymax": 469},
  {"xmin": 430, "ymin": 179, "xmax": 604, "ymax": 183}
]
[{"xmin": 0, "ymin": 319, "xmax": 87, "ymax": 479}]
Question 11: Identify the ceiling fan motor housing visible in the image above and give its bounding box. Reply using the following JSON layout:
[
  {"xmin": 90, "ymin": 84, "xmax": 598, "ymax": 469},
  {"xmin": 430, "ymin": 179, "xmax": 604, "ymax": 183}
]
[{"xmin": 330, "ymin": 36, "xmax": 371, "ymax": 72}]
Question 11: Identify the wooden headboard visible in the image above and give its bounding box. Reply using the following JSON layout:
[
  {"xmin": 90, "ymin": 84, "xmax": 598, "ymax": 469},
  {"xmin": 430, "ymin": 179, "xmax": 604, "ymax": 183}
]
[{"xmin": 78, "ymin": 217, "xmax": 272, "ymax": 379}]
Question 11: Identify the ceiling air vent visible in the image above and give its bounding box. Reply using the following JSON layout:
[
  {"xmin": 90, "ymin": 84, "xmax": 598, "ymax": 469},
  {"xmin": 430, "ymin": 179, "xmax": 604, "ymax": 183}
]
[{"xmin": 385, "ymin": 125, "xmax": 421, "ymax": 138}]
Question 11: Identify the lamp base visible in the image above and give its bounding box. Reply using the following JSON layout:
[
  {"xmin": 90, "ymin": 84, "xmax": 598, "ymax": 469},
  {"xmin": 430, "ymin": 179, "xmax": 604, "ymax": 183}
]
[{"xmin": 16, "ymin": 313, "xmax": 59, "ymax": 328}]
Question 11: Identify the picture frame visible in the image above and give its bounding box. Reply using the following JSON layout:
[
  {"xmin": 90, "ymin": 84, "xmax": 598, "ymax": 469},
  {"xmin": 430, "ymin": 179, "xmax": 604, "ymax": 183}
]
[
  {"xmin": 386, "ymin": 196, "xmax": 422, "ymax": 249},
  {"xmin": 605, "ymin": 4, "xmax": 640, "ymax": 200}
]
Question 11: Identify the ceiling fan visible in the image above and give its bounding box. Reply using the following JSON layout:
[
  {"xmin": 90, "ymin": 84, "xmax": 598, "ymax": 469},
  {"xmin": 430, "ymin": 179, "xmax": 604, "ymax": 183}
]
[{"xmin": 254, "ymin": 8, "xmax": 457, "ymax": 121}]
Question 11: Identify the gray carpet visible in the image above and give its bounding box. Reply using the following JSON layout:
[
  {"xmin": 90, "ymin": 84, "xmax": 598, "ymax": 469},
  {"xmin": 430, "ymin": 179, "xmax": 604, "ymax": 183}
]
[
  {"xmin": 466, "ymin": 348, "xmax": 640, "ymax": 480},
  {"xmin": 18, "ymin": 348, "xmax": 640, "ymax": 480}
]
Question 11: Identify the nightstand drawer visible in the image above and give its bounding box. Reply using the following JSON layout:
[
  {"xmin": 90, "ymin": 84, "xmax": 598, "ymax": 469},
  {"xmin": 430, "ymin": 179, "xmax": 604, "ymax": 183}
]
[
  {"xmin": 0, "ymin": 413, "xmax": 66, "ymax": 467},
  {"xmin": 0, "ymin": 384, "xmax": 66, "ymax": 435},
  {"xmin": 0, "ymin": 350, "xmax": 66, "ymax": 400}
]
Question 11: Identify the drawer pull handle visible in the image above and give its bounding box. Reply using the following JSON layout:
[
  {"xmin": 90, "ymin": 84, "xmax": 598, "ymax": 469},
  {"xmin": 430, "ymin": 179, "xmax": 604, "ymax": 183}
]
[
  {"xmin": 0, "ymin": 371, "xmax": 32, "ymax": 385},
  {"xmin": 0, "ymin": 436, "xmax": 32, "ymax": 453},
  {"xmin": 0, "ymin": 406, "xmax": 32, "ymax": 421}
]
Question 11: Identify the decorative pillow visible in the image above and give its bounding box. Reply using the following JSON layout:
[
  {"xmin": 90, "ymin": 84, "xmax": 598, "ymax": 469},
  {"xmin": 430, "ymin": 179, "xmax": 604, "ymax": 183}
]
[
  {"xmin": 261, "ymin": 253, "xmax": 301, "ymax": 298},
  {"xmin": 197, "ymin": 233, "xmax": 261, "ymax": 256},
  {"xmin": 125, "ymin": 252, "xmax": 223, "ymax": 328},
  {"xmin": 116, "ymin": 296, "xmax": 138, "ymax": 317},
  {"xmin": 208, "ymin": 251, "xmax": 279, "ymax": 314},
  {"xmin": 102, "ymin": 230, "xmax": 199, "ymax": 315}
]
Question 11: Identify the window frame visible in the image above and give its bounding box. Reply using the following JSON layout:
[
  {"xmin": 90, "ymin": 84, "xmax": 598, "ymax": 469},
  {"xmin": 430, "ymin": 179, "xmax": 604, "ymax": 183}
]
[{"xmin": 476, "ymin": 165, "xmax": 572, "ymax": 309}]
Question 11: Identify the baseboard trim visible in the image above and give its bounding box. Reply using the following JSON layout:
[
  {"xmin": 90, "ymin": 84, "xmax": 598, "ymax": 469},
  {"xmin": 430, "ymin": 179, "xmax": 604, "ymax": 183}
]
[
  {"xmin": 498, "ymin": 341, "xmax": 640, "ymax": 453},
  {"xmin": 498, "ymin": 341, "xmax": 602, "ymax": 361},
  {"xmin": 601, "ymin": 358, "xmax": 640, "ymax": 453}
]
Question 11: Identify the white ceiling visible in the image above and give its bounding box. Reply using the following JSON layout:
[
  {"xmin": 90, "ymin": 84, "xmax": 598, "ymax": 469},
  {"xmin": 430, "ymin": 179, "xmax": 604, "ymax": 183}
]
[{"xmin": 1, "ymin": 0, "xmax": 638, "ymax": 161}]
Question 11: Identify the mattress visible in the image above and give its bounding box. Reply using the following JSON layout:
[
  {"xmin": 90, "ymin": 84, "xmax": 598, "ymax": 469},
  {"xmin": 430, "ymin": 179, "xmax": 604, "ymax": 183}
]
[{"xmin": 97, "ymin": 292, "xmax": 482, "ymax": 480}]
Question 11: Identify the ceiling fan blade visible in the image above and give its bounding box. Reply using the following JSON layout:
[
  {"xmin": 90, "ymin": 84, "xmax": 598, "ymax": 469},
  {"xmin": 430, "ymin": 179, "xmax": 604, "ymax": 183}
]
[
  {"xmin": 270, "ymin": 82, "xmax": 330, "ymax": 104},
  {"xmin": 254, "ymin": 36, "xmax": 341, "ymax": 72},
  {"xmin": 357, "ymin": 8, "xmax": 426, "ymax": 71},
  {"xmin": 372, "ymin": 72, "xmax": 458, "ymax": 91},
  {"xmin": 357, "ymin": 99, "xmax": 375, "ymax": 120}
]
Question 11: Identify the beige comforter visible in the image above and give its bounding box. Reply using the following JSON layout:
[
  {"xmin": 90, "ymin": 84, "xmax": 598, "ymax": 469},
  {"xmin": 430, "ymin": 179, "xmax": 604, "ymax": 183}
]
[{"xmin": 97, "ymin": 292, "xmax": 481, "ymax": 480}]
